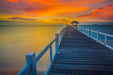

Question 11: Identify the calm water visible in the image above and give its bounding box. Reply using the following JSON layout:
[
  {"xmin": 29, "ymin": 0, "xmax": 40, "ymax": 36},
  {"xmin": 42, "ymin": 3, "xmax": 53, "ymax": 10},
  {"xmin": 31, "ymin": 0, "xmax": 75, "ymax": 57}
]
[
  {"xmin": 80, "ymin": 25, "xmax": 113, "ymax": 35},
  {"xmin": 79, "ymin": 25, "xmax": 113, "ymax": 41},
  {"xmin": 0, "ymin": 25, "xmax": 63, "ymax": 75}
]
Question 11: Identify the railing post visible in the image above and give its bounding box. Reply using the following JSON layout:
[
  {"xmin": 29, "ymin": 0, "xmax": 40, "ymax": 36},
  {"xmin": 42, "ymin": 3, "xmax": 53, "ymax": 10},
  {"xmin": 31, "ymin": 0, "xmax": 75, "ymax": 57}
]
[
  {"xmin": 79, "ymin": 27, "xmax": 80, "ymax": 31},
  {"xmin": 55, "ymin": 34, "xmax": 60, "ymax": 54},
  {"xmin": 62, "ymin": 29, "xmax": 64, "ymax": 36},
  {"xmin": 62, "ymin": 30, "xmax": 63, "ymax": 38},
  {"xmin": 104, "ymin": 35, "xmax": 107, "ymax": 45},
  {"xmin": 60, "ymin": 30, "xmax": 62, "ymax": 42},
  {"xmin": 84, "ymin": 28, "xmax": 85, "ymax": 33},
  {"xmin": 88, "ymin": 29, "xmax": 90, "ymax": 37},
  {"xmin": 84, "ymin": 28, "xmax": 85, "ymax": 34},
  {"xmin": 61, "ymin": 28, "xmax": 65, "ymax": 39},
  {"xmin": 63, "ymin": 28, "xmax": 66, "ymax": 34},
  {"xmin": 82, "ymin": 28, "xmax": 84, "ymax": 33},
  {"xmin": 83, "ymin": 28, "xmax": 84, "ymax": 33},
  {"xmin": 85, "ymin": 29, "xmax": 86, "ymax": 34},
  {"xmin": 81, "ymin": 28, "xmax": 82, "ymax": 32},
  {"xmin": 84, "ymin": 29, "xmax": 85, "ymax": 34},
  {"xmin": 50, "ymin": 45, "xmax": 52, "ymax": 63},
  {"xmin": 97, "ymin": 31, "xmax": 99, "ymax": 40},
  {"xmin": 61, "ymin": 30, "xmax": 63, "ymax": 42},
  {"xmin": 92, "ymin": 32, "xmax": 94, "ymax": 38},
  {"xmin": 77, "ymin": 27, "xmax": 79, "ymax": 31},
  {"xmin": 26, "ymin": 53, "xmax": 37, "ymax": 75}
]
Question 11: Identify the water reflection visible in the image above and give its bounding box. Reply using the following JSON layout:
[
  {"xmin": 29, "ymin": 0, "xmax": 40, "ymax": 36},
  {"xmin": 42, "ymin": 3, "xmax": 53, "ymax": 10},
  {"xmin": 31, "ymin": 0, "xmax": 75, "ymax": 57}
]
[{"xmin": 0, "ymin": 25, "xmax": 63, "ymax": 75}]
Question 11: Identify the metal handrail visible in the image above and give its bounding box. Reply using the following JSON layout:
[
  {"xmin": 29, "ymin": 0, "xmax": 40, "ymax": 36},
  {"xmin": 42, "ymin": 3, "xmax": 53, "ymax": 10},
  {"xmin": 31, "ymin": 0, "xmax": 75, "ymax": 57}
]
[{"xmin": 17, "ymin": 26, "xmax": 66, "ymax": 75}]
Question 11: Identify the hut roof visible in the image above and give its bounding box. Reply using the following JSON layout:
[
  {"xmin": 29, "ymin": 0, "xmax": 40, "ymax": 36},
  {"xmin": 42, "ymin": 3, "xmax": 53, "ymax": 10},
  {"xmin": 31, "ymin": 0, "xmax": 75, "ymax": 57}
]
[{"xmin": 71, "ymin": 21, "xmax": 79, "ymax": 24}]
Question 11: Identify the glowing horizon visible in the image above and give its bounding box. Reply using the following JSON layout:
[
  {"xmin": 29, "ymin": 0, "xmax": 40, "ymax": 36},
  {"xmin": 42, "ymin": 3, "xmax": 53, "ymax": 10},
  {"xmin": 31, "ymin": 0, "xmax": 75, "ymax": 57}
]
[{"xmin": 0, "ymin": 0, "xmax": 113, "ymax": 25}]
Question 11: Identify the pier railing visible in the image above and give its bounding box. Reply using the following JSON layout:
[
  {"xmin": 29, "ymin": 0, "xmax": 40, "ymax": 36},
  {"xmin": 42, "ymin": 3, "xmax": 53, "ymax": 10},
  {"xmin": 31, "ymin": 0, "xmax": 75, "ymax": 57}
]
[
  {"xmin": 72, "ymin": 26, "xmax": 113, "ymax": 50},
  {"xmin": 17, "ymin": 27, "xmax": 66, "ymax": 75}
]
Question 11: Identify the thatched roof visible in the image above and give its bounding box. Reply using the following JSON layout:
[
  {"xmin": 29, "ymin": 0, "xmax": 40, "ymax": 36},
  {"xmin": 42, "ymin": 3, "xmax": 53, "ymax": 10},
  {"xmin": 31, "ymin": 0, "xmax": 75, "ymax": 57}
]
[{"xmin": 71, "ymin": 21, "xmax": 79, "ymax": 24}]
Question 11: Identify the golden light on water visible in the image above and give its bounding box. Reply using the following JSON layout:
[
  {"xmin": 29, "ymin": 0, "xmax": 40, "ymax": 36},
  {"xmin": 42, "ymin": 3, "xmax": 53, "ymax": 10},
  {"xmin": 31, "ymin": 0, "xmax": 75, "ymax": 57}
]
[{"xmin": 0, "ymin": 25, "xmax": 63, "ymax": 74}]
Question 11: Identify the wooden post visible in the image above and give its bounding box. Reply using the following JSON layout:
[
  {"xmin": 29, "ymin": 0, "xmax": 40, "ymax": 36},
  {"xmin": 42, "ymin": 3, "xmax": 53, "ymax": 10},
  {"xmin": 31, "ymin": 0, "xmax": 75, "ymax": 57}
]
[
  {"xmin": 50, "ymin": 45, "xmax": 52, "ymax": 63},
  {"xmin": 84, "ymin": 28, "xmax": 85, "ymax": 33},
  {"xmin": 83, "ymin": 28, "xmax": 85, "ymax": 33},
  {"xmin": 61, "ymin": 30, "xmax": 63, "ymax": 42},
  {"xmin": 83, "ymin": 28, "xmax": 84, "ymax": 33},
  {"xmin": 81, "ymin": 28, "xmax": 82, "ymax": 32},
  {"xmin": 64, "ymin": 28, "xmax": 66, "ymax": 33},
  {"xmin": 63, "ymin": 28, "xmax": 66, "ymax": 34},
  {"xmin": 89, "ymin": 29, "xmax": 90, "ymax": 37},
  {"xmin": 61, "ymin": 30, "xmax": 63, "ymax": 39},
  {"xmin": 85, "ymin": 29, "xmax": 86, "ymax": 34},
  {"xmin": 62, "ymin": 29, "xmax": 64, "ymax": 36},
  {"xmin": 55, "ymin": 34, "xmax": 60, "ymax": 54},
  {"xmin": 104, "ymin": 35, "xmax": 107, "ymax": 45},
  {"xmin": 59, "ymin": 32, "xmax": 61, "ymax": 44},
  {"xmin": 92, "ymin": 32, "xmax": 94, "ymax": 38},
  {"xmin": 97, "ymin": 31, "xmax": 99, "ymax": 40},
  {"xmin": 78, "ymin": 27, "xmax": 79, "ymax": 31},
  {"xmin": 26, "ymin": 53, "xmax": 37, "ymax": 75}
]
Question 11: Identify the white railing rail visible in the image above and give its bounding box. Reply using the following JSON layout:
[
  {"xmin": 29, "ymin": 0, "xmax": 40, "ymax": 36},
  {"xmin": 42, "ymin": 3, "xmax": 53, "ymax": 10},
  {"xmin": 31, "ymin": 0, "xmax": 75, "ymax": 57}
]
[
  {"xmin": 17, "ymin": 27, "xmax": 66, "ymax": 75},
  {"xmin": 72, "ymin": 26, "xmax": 113, "ymax": 50}
]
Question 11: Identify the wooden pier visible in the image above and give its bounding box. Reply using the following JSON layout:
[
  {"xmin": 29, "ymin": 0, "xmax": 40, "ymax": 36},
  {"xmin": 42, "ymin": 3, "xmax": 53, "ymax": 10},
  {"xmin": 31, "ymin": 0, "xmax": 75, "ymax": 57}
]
[
  {"xmin": 17, "ymin": 25, "xmax": 113, "ymax": 75},
  {"xmin": 48, "ymin": 26, "xmax": 113, "ymax": 75}
]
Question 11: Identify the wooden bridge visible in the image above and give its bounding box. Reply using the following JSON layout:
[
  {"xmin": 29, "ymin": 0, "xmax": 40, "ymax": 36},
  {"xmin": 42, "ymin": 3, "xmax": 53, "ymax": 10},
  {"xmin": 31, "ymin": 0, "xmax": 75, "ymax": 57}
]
[{"xmin": 17, "ymin": 25, "xmax": 113, "ymax": 75}]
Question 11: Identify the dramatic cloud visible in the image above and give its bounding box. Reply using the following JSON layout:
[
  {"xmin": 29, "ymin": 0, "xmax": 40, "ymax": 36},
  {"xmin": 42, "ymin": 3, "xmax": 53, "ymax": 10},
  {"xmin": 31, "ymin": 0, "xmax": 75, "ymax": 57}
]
[
  {"xmin": 6, "ymin": 0, "xmax": 18, "ymax": 3},
  {"xmin": 0, "ymin": 0, "xmax": 113, "ymax": 25},
  {"xmin": 54, "ymin": 19, "xmax": 69, "ymax": 22},
  {"xmin": 9, "ymin": 17, "xmax": 38, "ymax": 20},
  {"xmin": 79, "ymin": 4, "xmax": 113, "ymax": 20}
]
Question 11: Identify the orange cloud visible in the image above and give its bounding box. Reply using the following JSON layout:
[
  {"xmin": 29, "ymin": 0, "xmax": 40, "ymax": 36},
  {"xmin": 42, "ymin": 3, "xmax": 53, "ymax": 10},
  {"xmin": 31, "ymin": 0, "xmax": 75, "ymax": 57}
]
[
  {"xmin": 28, "ymin": 0, "xmax": 61, "ymax": 5},
  {"xmin": 6, "ymin": 0, "xmax": 18, "ymax": 3},
  {"xmin": 64, "ymin": 0, "xmax": 106, "ymax": 6},
  {"xmin": 27, "ymin": 0, "xmax": 106, "ymax": 6},
  {"xmin": 25, "ymin": 5, "xmax": 89, "ymax": 17},
  {"xmin": 21, "ymin": 0, "xmax": 108, "ymax": 18},
  {"xmin": 80, "ymin": 4, "xmax": 113, "ymax": 19},
  {"xmin": 1, "ymin": 0, "xmax": 113, "ymax": 25}
]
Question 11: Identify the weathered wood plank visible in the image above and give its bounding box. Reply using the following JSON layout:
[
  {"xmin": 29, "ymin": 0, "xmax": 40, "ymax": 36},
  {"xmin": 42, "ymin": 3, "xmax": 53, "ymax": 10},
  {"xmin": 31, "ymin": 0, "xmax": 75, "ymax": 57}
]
[{"xmin": 48, "ymin": 26, "xmax": 113, "ymax": 75}]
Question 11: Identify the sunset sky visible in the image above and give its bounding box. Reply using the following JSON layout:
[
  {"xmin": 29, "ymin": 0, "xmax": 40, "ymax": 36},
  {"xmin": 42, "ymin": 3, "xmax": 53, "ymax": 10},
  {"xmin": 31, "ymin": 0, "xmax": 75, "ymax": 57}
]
[{"xmin": 0, "ymin": 0, "xmax": 113, "ymax": 25}]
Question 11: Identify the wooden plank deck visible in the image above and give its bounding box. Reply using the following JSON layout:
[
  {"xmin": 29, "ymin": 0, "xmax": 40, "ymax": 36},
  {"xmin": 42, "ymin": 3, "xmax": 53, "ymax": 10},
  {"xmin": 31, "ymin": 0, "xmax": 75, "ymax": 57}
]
[{"xmin": 48, "ymin": 26, "xmax": 113, "ymax": 75}]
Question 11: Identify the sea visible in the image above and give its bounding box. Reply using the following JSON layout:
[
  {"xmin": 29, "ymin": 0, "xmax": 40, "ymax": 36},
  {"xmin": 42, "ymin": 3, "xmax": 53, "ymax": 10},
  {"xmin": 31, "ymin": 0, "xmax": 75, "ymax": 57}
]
[
  {"xmin": 0, "ymin": 25, "xmax": 113, "ymax": 75},
  {"xmin": 79, "ymin": 25, "xmax": 113, "ymax": 35}
]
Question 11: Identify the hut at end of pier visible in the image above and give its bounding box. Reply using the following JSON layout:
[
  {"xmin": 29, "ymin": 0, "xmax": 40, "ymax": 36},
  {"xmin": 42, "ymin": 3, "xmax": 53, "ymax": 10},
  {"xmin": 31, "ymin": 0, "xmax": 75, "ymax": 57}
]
[{"xmin": 71, "ymin": 20, "xmax": 79, "ymax": 28}]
